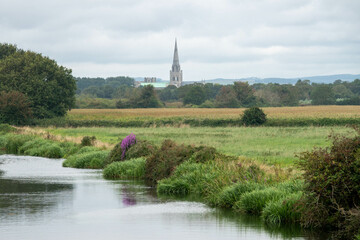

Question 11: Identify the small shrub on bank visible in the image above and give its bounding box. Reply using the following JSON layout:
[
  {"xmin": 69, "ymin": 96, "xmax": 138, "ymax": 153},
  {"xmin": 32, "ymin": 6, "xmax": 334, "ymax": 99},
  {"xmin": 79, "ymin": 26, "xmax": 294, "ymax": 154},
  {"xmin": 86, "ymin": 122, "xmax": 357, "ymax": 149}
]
[
  {"xmin": 125, "ymin": 140, "xmax": 157, "ymax": 160},
  {"xmin": 233, "ymin": 187, "xmax": 285, "ymax": 215},
  {"xmin": 103, "ymin": 157, "xmax": 146, "ymax": 179},
  {"xmin": 107, "ymin": 139, "xmax": 156, "ymax": 164},
  {"xmin": 145, "ymin": 139, "xmax": 195, "ymax": 183},
  {"xmin": 120, "ymin": 133, "xmax": 137, "ymax": 159},
  {"xmin": 241, "ymin": 107, "xmax": 267, "ymax": 126},
  {"xmin": 81, "ymin": 136, "xmax": 96, "ymax": 146},
  {"xmin": 298, "ymin": 128, "xmax": 360, "ymax": 239}
]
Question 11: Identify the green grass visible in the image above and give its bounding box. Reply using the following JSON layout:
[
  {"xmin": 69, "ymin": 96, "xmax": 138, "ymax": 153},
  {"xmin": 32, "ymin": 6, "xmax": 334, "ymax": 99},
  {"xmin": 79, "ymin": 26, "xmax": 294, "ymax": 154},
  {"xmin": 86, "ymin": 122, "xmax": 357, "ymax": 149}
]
[
  {"xmin": 44, "ymin": 126, "xmax": 354, "ymax": 165},
  {"xmin": 19, "ymin": 138, "xmax": 64, "ymax": 158},
  {"xmin": 262, "ymin": 192, "xmax": 303, "ymax": 225},
  {"xmin": 216, "ymin": 182, "xmax": 266, "ymax": 208},
  {"xmin": 62, "ymin": 150, "xmax": 110, "ymax": 169},
  {"xmin": 233, "ymin": 188, "xmax": 287, "ymax": 215},
  {"xmin": 103, "ymin": 157, "xmax": 146, "ymax": 179}
]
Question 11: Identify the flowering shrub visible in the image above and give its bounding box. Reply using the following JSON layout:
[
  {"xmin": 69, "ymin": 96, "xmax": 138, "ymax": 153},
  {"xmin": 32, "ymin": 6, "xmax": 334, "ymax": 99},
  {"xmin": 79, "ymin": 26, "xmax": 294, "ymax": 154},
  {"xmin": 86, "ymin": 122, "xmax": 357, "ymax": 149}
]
[{"xmin": 120, "ymin": 133, "xmax": 137, "ymax": 160}]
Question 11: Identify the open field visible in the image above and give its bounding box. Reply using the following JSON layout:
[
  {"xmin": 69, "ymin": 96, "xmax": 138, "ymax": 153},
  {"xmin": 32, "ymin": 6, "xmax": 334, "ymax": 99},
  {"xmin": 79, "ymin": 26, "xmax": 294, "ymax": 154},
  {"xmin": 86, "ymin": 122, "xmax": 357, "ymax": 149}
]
[
  {"xmin": 36, "ymin": 126, "xmax": 355, "ymax": 165},
  {"xmin": 67, "ymin": 106, "xmax": 360, "ymax": 121}
]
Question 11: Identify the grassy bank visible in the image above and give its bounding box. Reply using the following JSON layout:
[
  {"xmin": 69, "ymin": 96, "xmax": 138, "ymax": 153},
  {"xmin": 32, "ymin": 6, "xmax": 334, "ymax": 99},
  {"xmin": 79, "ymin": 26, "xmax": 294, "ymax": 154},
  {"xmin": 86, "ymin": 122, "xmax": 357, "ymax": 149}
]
[
  {"xmin": 38, "ymin": 126, "xmax": 353, "ymax": 165},
  {"xmin": 2, "ymin": 123, "xmax": 359, "ymax": 239}
]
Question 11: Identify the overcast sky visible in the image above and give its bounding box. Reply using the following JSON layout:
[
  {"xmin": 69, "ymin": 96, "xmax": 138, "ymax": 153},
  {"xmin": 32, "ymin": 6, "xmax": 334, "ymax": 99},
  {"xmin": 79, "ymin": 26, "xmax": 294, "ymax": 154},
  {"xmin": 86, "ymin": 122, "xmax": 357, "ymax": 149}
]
[{"xmin": 1, "ymin": 0, "xmax": 359, "ymax": 81}]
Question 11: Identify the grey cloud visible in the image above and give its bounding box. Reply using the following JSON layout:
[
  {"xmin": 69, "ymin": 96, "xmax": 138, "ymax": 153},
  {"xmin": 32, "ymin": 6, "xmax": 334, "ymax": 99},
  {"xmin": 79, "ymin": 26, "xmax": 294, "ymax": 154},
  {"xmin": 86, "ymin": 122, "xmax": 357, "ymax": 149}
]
[{"xmin": 0, "ymin": 0, "xmax": 359, "ymax": 79}]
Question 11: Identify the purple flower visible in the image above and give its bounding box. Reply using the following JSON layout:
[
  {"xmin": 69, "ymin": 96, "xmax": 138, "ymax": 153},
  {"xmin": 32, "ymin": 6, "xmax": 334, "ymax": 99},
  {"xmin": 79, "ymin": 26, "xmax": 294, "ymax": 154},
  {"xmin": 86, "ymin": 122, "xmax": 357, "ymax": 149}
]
[{"xmin": 121, "ymin": 133, "xmax": 137, "ymax": 159}]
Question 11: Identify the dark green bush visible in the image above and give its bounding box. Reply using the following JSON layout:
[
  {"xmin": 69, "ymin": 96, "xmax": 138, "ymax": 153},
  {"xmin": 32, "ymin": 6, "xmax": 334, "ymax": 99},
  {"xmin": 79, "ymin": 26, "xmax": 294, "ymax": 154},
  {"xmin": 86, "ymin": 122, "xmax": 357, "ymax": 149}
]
[
  {"xmin": 125, "ymin": 140, "xmax": 157, "ymax": 160},
  {"xmin": 298, "ymin": 128, "xmax": 360, "ymax": 239},
  {"xmin": 81, "ymin": 136, "xmax": 96, "ymax": 146},
  {"xmin": 145, "ymin": 139, "xmax": 196, "ymax": 183},
  {"xmin": 107, "ymin": 142, "xmax": 122, "ymax": 163},
  {"xmin": 106, "ymin": 140, "xmax": 156, "ymax": 165},
  {"xmin": 241, "ymin": 107, "xmax": 267, "ymax": 126}
]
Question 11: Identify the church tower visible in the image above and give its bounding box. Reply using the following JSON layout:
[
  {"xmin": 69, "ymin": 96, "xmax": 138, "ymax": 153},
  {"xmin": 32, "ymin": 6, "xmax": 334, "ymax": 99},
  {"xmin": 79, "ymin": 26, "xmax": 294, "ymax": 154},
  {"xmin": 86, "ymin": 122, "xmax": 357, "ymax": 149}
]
[{"xmin": 170, "ymin": 39, "xmax": 183, "ymax": 87}]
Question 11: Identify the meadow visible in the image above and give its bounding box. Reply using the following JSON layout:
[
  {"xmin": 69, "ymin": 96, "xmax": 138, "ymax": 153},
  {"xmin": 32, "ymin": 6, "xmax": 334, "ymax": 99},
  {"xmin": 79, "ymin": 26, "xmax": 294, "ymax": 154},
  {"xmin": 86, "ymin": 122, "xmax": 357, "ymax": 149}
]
[{"xmin": 31, "ymin": 126, "xmax": 355, "ymax": 166}]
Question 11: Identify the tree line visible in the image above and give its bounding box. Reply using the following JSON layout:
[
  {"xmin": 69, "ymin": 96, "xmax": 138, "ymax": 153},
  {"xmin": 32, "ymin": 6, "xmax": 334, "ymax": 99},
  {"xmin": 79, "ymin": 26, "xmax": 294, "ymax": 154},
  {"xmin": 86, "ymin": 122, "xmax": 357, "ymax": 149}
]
[{"xmin": 76, "ymin": 77, "xmax": 360, "ymax": 108}]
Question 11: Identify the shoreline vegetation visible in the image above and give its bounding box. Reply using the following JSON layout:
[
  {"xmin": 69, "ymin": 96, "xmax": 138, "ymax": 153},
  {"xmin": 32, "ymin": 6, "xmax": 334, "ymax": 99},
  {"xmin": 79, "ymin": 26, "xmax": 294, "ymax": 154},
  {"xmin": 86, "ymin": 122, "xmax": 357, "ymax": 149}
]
[{"xmin": 0, "ymin": 108, "xmax": 360, "ymax": 239}]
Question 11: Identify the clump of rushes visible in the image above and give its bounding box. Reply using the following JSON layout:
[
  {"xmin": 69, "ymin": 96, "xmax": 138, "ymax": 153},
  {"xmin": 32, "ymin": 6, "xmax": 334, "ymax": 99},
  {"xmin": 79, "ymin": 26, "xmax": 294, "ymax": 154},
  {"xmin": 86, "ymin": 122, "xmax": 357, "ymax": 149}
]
[
  {"xmin": 120, "ymin": 133, "xmax": 137, "ymax": 159},
  {"xmin": 216, "ymin": 182, "xmax": 265, "ymax": 208},
  {"xmin": 103, "ymin": 157, "xmax": 146, "ymax": 179},
  {"xmin": 262, "ymin": 191, "xmax": 303, "ymax": 225},
  {"xmin": 233, "ymin": 187, "xmax": 285, "ymax": 215},
  {"xmin": 63, "ymin": 150, "xmax": 109, "ymax": 169}
]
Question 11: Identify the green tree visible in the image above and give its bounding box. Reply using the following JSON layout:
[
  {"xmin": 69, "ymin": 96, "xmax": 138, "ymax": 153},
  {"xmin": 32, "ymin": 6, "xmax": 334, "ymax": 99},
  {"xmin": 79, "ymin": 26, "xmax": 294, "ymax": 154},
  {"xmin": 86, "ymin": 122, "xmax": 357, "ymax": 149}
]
[
  {"xmin": 311, "ymin": 84, "xmax": 335, "ymax": 105},
  {"xmin": 233, "ymin": 81, "xmax": 256, "ymax": 106},
  {"xmin": 333, "ymin": 84, "xmax": 354, "ymax": 99},
  {"xmin": 0, "ymin": 91, "xmax": 32, "ymax": 125},
  {"xmin": 159, "ymin": 85, "xmax": 179, "ymax": 102},
  {"xmin": 0, "ymin": 43, "xmax": 76, "ymax": 118},
  {"xmin": 134, "ymin": 85, "xmax": 161, "ymax": 108},
  {"xmin": 215, "ymin": 86, "xmax": 240, "ymax": 108},
  {"xmin": 183, "ymin": 85, "xmax": 206, "ymax": 105}
]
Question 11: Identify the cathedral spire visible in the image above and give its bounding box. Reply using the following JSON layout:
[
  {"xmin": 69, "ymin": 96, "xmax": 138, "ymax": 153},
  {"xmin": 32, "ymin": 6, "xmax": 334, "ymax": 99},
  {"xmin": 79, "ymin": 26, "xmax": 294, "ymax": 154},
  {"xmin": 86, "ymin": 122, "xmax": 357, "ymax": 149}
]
[
  {"xmin": 170, "ymin": 39, "xmax": 183, "ymax": 87},
  {"xmin": 172, "ymin": 39, "xmax": 180, "ymax": 70}
]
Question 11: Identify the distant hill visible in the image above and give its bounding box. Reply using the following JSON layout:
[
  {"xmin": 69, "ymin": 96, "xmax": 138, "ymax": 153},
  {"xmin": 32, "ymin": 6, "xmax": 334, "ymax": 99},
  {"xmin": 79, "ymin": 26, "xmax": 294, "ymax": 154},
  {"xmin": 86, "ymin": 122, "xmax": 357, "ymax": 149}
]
[{"xmin": 182, "ymin": 74, "xmax": 360, "ymax": 85}]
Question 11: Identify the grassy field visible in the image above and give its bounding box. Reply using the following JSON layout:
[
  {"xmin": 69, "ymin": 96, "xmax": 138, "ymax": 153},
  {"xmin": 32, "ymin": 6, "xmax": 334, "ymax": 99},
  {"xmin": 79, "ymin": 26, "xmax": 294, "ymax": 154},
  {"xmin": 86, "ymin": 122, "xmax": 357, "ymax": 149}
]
[
  {"xmin": 67, "ymin": 106, "xmax": 360, "ymax": 121},
  {"xmin": 38, "ymin": 126, "xmax": 355, "ymax": 165}
]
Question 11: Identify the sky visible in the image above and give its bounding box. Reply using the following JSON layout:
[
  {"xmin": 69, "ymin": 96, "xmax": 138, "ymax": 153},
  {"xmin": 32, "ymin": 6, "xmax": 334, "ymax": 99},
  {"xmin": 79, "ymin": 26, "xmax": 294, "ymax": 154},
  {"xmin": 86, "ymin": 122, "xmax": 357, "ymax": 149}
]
[{"xmin": 1, "ymin": 0, "xmax": 359, "ymax": 81}]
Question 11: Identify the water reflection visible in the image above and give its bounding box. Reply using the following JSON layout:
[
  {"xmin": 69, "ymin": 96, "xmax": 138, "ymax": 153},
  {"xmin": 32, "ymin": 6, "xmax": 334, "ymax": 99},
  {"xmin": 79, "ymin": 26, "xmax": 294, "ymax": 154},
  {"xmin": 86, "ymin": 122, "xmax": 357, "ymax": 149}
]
[{"xmin": 0, "ymin": 155, "xmax": 323, "ymax": 240}]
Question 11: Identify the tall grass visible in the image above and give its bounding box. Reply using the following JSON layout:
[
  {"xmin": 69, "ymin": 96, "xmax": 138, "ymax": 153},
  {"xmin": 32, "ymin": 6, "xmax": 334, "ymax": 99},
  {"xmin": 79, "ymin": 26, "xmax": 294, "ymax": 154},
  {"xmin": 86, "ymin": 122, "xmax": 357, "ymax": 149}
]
[
  {"xmin": 103, "ymin": 157, "xmax": 146, "ymax": 179},
  {"xmin": 233, "ymin": 188, "xmax": 286, "ymax": 215},
  {"xmin": 62, "ymin": 150, "xmax": 109, "ymax": 169},
  {"xmin": 157, "ymin": 158, "xmax": 244, "ymax": 204},
  {"xmin": 216, "ymin": 182, "xmax": 265, "ymax": 208},
  {"xmin": 262, "ymin": 192, "xmax": 303, "ymax": 225}
]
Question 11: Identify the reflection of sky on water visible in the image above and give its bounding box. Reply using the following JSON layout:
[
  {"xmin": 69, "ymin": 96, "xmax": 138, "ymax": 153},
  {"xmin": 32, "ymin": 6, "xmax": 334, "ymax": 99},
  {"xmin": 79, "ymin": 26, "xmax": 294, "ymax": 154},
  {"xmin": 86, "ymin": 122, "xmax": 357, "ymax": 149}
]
[{"xmin": 0, "ymin": 155, "xmax": 320, "ymax": 240}]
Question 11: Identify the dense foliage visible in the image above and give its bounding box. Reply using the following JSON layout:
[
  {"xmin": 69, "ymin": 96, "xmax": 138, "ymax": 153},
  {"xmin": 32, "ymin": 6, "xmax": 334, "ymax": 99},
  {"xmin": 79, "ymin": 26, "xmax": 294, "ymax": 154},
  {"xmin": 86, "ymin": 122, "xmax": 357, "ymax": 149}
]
[
  {"xmin": 0, "ymin": 43, "xmax": 76, "ymax": 119},
  {"xmin": 0, "ymin": 91, "xmax": 32, "ymax": 125},
  {"xmin": 298, "ymin": 128, "xmax": 360, "ymax": 239},
  {"xmin": 74, "ymin": 77, "xmax": 360, "ymax": 109},
  {"xmin": 241, "ymin": 107, "xmax": 267, "ymax": 126}
]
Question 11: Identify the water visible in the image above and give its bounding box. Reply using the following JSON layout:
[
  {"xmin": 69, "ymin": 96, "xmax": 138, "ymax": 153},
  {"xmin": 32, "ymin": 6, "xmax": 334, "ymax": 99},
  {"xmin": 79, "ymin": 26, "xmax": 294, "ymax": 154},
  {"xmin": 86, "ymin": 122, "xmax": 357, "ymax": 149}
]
[{"xmin": 0, "ymin": 155, "xmax": 323, "ymax": 240}]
